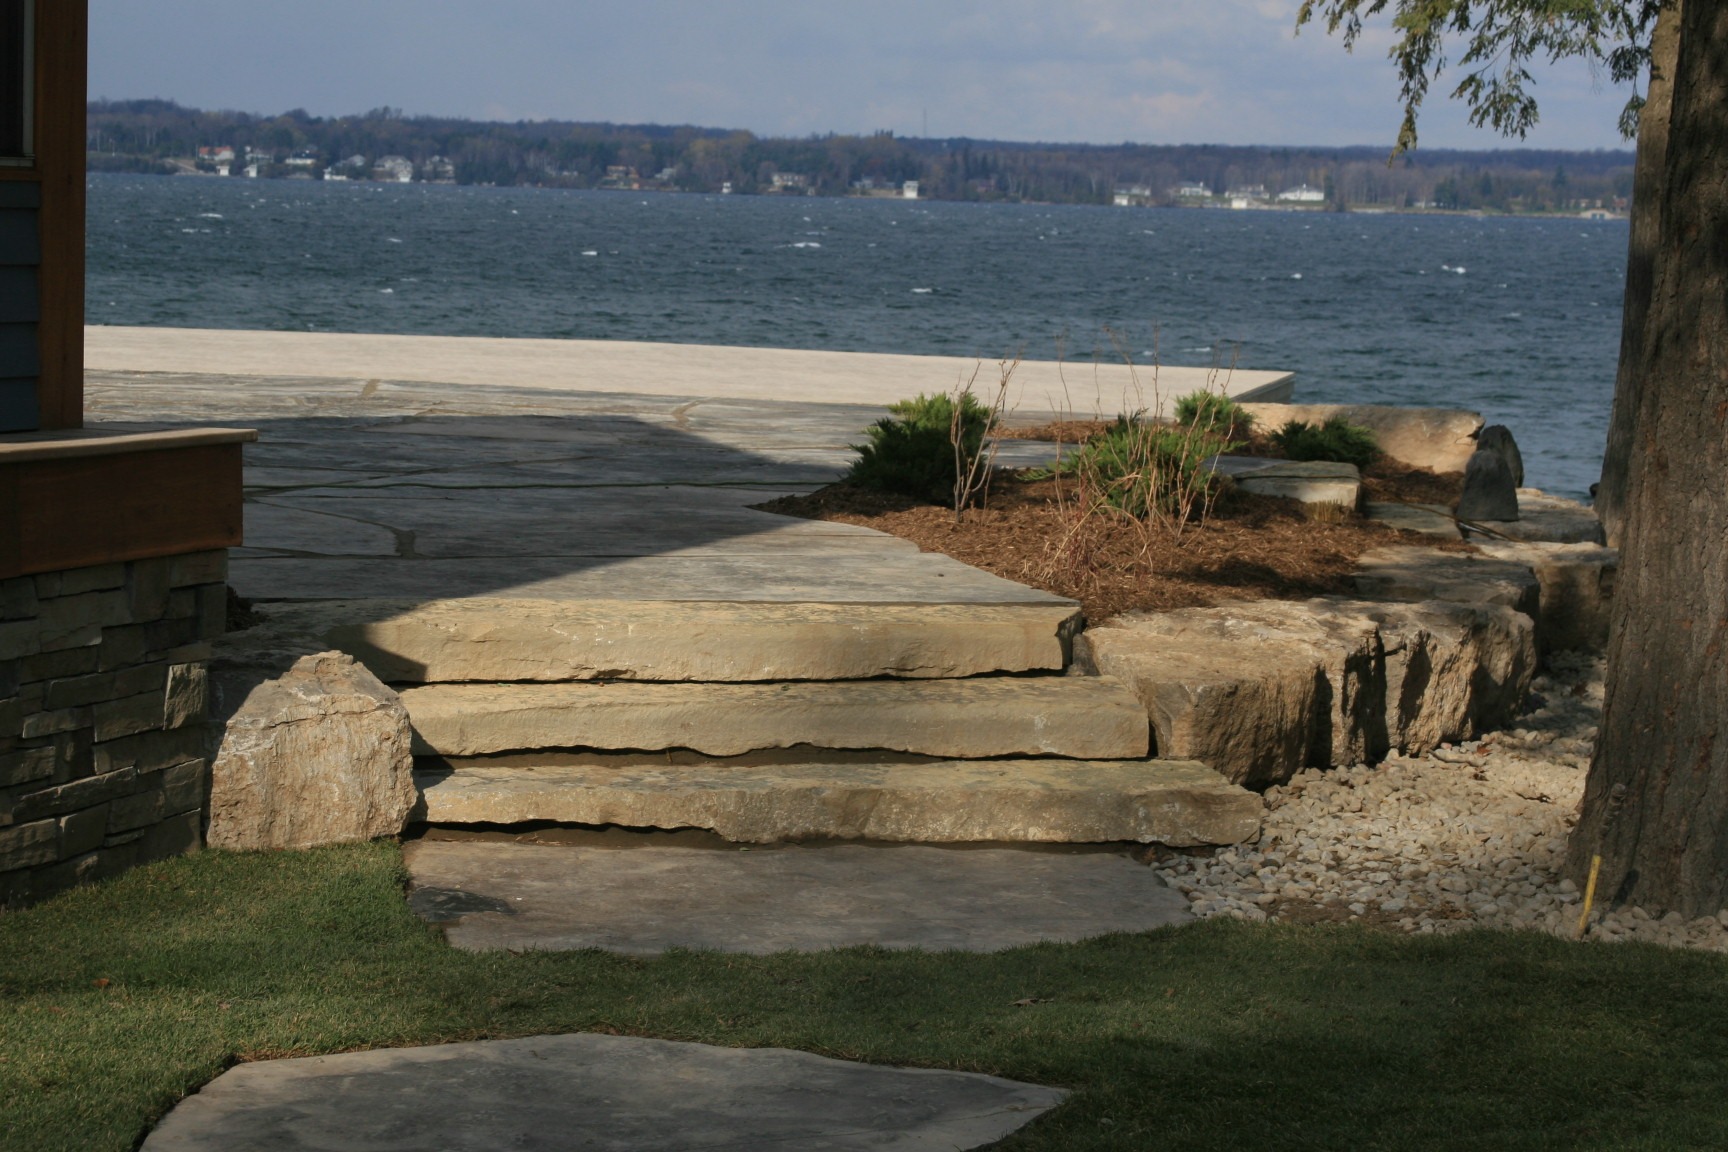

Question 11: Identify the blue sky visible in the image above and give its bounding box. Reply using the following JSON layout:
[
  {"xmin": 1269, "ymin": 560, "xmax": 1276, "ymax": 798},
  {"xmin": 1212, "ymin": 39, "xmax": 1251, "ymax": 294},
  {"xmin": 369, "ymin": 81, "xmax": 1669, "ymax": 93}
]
[{"xmin": 89, "ymin": 1, "xmax": 1636, "ymax": 151}]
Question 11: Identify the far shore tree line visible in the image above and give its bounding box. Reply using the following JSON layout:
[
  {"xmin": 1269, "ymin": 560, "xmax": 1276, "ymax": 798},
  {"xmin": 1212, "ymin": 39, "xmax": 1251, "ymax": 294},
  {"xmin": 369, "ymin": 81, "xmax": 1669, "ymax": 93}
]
[{"xmin": 84, "ymin": 99, "xmax": 1631, "ymax": 214}]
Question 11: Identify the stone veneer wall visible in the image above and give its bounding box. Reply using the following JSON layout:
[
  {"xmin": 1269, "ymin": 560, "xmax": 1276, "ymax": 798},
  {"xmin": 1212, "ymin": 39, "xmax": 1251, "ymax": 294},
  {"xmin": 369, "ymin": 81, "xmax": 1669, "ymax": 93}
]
[{"xmin": 0, "ymin": 551, "xmax": 227, "ymax": 906}]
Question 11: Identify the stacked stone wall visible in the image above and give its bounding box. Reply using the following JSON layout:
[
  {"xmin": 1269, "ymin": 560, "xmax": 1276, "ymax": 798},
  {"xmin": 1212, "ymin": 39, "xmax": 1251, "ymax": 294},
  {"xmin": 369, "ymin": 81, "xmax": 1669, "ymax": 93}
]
[{"xmin": 0, "ymin": 551, "xmax": 226, "ymax": 906}]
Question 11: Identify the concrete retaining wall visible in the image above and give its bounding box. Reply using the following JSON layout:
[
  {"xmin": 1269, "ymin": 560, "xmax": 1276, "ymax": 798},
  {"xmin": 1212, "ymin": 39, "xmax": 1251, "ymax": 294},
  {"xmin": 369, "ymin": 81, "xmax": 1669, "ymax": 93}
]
[{"xmin": 0, "ymin": 551, "xmax": 227, "ymax": 906}]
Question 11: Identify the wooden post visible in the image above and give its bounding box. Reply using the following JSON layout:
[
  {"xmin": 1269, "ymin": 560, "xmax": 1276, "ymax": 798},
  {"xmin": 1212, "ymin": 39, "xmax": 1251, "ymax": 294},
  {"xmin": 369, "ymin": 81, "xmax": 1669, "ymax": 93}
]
[{"xmin": 0, "ymin": 0, "xmax": 85, "ymax": 431}]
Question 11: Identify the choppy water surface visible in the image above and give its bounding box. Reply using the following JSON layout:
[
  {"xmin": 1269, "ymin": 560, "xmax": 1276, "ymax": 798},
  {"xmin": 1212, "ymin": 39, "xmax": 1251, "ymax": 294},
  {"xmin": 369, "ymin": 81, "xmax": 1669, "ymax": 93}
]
[{"xmin": 88, "ymin": 174, "xmax": 1627, "ymax": 497}]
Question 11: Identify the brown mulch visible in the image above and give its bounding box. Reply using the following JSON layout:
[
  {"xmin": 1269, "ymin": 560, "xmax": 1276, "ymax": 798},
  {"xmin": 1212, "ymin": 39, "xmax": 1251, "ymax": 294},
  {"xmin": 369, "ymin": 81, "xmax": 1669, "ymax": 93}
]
[
  {"xmin": 755, "ymin": 473, "xmax": 1456, "ymax": 623},
  {"xmin": 1360, "ymin": 459, "xmax": 1465, "ymax": 507},
  {"xmin": 993, "ymin": 418, "xmax": 1116, "ymax": 443}
]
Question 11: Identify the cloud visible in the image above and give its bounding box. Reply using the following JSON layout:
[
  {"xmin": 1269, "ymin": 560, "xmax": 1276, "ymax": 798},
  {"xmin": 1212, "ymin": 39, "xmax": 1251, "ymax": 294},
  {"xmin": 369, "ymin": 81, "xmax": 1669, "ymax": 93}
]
[{"xmin": 89, "ymin": 0, "xmax": 1635, "ymax": 149}]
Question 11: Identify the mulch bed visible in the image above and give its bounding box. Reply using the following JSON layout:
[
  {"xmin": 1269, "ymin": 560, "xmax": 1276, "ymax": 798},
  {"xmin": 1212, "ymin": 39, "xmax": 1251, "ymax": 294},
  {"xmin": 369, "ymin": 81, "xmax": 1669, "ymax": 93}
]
[
  {"xmin": 755, "ymin": 472, "xmax": 1465, "ymax": 623},
  {"xmin": 1360, "ymin": 459, "xmax": 1466, "ymax": 506}
]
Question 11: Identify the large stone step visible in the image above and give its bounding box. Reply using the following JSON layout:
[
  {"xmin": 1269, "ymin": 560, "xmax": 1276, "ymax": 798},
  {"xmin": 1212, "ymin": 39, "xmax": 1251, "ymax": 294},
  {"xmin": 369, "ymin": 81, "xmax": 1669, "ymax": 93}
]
[
  {"xmin": 413, "ymin": 756, "xmax": 1261, "ymax": 846},
  {"xmin": 240, "ymin": 599, "xmax": 1083, "ymax": 684},
  {"xmin": 399, "ymin": 676, "xmax": 1150, "ymax": 759}
]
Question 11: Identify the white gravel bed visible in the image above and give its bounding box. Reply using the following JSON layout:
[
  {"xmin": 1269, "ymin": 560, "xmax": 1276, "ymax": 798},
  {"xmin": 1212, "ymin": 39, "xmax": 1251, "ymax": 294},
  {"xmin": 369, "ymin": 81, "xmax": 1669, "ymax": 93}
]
[{"xmin": 1153, "ymin": 652, "xmax": 1728, "ymax": 952}]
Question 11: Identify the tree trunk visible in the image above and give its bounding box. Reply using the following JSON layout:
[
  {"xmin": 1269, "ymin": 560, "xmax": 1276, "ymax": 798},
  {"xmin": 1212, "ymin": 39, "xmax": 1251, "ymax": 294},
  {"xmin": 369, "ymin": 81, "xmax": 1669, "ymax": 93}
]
[
  {"xmin": 1595, "ymin": 0, "xmax": 1682, "ymax": 548},
  {"xmin": 1567, "ymin": 0, "xmax": 1728, "ymax": 917}
]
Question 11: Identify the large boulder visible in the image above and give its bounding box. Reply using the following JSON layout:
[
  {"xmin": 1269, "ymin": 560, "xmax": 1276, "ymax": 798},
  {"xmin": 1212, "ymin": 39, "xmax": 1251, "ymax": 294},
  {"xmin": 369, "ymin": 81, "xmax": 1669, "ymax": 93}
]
[
  {"xmin": 1368, "ymin": 599, "xmax": 1536, "ymax": 755},
  {"xmin": 1476, "ymin": 540, "xmax": 1617, "ymax": 653},
  {"xmin": 1238, "ymin": 403, "xmax": 1482, "ymax": 473},
  {"xmin": 1353, "ymin": 545, "xmax": 1540, "ymax": 617},
  {"xmin": 1457, "ymin": 448, "xmax": 1520, "ymax": 522},
  {"xmin": 1075, "ymin": 597, "xmax": 1535, "ymax": 788},
  {"xmin": 1487, "ymin": 489, "xmax": 1607, "ymax": 545},
  {"xmin": 1356, "ymin": 540, "xmax": 1615, "ymax": 656},
  {"xmin": 1477, "ymin": 425, "xmax": 1525, "ymax": 488},
  {"xmin": 1074, "ymin": 603, "xmax": 1380, "ymax": 788},
  {"xmin": 207, "ymin": 652, "xmax": 416, "ymax": 851}
]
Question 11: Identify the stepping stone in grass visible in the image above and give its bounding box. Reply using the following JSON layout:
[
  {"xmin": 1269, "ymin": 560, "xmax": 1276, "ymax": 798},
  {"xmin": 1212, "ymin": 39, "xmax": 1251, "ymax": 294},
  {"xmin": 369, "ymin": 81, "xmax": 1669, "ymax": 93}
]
[{"xmin": 142, "ymin": 1032, "xmax": 1067, "ymax": 1151}]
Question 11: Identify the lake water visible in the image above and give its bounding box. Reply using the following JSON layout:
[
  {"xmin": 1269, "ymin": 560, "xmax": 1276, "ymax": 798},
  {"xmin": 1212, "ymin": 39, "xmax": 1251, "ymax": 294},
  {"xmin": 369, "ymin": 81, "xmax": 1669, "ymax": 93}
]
[{"xmin": 87, "ymin": 173, "xmax": 1629, "ymax": 499}]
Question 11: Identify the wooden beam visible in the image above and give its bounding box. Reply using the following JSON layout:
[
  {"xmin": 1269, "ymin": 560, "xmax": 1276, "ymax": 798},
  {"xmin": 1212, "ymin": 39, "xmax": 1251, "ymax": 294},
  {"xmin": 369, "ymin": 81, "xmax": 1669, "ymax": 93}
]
[{"xmin": 0, "ymin": 442, "xmax": 244, "ymax": 578}]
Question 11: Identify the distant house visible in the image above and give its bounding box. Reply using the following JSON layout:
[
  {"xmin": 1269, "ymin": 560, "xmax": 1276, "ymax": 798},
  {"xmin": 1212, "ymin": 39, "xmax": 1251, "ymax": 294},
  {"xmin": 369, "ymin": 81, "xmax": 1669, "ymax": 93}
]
[
  {"xmin": 1173, "ymin": 182, "xmax": 1211, "ymax": 199},
  {"xmin": 1112, "ymin": 184, "xmax": 1152, "ymax": 207},
  {"xmin": 284, "ymin": 150, "xmax": 319, "ymax": 169},
  {"xmin": 374, "ymin": 155, "xmax": 414, "ymax": 183},
  {"xmin": 720, "ymin": 181, "xmax": 734, "ymax": 195},
  {"xmin": 1226, "ymin": 184, "xmax": 1267, "ymax": 201},
  {"xmin": 324, "ymin": 154, "xmax": 368, "ymax": 181},
  {"xmin": 423, "ymin": 156, "xmax": 456, "ymax": 184},
  {"xmin": 769, "ymin": 172, "xmax": 809, "ymax": 192},
  {"xmin": 194, "ymin": 145, "xmax": 235, "ymax": 177},
  {"xmin": 902, "ymin": 180, "xmax": 919, "ymax": 200},
  {"xmin": 601, "ymin": 165, "xmax": 641, "ymax": 189},
  {"xmin": 1277, "ymin": 184, "xmax": 1326, "ymax": 203}
]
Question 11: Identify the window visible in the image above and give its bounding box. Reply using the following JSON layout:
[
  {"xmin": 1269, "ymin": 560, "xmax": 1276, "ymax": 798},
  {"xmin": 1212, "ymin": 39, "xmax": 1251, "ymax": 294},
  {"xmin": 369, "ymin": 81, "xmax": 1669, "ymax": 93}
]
[{"xmin": 0, "ymin": 0, "xmax": 32, "ymax": 162}]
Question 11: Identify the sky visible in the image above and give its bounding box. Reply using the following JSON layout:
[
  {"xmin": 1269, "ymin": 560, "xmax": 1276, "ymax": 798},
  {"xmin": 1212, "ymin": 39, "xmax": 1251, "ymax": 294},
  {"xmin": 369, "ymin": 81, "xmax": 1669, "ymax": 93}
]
[{"xmin": 89, "ymin": 1, "xmax": 1638, "ymax": 152}]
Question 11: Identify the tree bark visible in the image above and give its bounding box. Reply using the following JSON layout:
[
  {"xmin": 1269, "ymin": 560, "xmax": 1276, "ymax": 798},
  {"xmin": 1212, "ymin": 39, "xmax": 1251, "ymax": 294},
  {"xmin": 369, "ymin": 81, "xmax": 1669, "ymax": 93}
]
[
  {"xmin": 1567, "ymin": 0, "xmax": 1728, "ymax": 917},
  {"xmin": 1595, "ymin": 0, "xmax": 1681, "ymax": 548}
]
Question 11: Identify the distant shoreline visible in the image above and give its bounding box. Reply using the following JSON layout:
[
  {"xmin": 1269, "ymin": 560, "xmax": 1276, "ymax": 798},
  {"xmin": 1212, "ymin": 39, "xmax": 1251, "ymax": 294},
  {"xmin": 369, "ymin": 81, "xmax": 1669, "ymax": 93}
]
[
  {"xmin": 88, "ymin": 169, "xmax": 1630, "ymax": 224},
  {"xmin": 87, "ymin": 97, "xmax": 1634, "ymax": 215}
]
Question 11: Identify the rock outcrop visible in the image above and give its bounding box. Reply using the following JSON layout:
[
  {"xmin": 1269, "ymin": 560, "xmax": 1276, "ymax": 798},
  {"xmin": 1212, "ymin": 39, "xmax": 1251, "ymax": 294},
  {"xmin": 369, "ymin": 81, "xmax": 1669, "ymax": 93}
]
[
  {"xmin": 1476, "ymin": 541, "xmax": 1617, "ymax": 653},
  {"xmin": 1074, "ymin": 598, "xmax": 1535, "ymax": 788},
  {"xmin": 207, "ymin": 652, "xmax": 415, "ymax": 851},
  {"xmin": 1356, "ymin": 541, "xmax": 1616, "ymax": 656}
]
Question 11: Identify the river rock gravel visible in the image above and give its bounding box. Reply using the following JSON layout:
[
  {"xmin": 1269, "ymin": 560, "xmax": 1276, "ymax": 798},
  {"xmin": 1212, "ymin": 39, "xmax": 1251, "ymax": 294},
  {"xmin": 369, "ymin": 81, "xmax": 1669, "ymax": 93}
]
[{"xmin": 1150, "ymin": 652, "xmax": 1728, "ymax": 952}]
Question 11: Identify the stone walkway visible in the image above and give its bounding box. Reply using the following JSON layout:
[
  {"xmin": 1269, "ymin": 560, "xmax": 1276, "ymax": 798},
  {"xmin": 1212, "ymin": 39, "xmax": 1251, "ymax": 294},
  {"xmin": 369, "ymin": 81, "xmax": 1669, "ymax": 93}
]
[
  {"xmin": 141, "ymin": 1032, "xmax": 1065, "ymax": 1151},
  {"xmin": 87, "ymin": 368, "xmax": 1059, "ymax": 606},
  {"xmin": 407, "ymin": 835, "xmax": 1189, "ymax": 953}
]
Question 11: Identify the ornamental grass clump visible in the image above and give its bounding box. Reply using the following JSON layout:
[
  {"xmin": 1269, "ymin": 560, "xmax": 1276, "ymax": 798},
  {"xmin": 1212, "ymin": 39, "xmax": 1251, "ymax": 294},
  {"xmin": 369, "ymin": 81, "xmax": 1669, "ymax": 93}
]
[
  {"xmin": 847, "ymin": 391, "xmax": 995, "ymax": 505},
  {"xmin": 1272, "ymin": 416, "xmax": 1379, "ymax": 468},
  {"xmin": 1035, "ymin": 412, "xmax": 1237, "ymax": 540},
  {"xmin": 1071, "ymin": 414, "xmax": 1237, "ymax": 523}
]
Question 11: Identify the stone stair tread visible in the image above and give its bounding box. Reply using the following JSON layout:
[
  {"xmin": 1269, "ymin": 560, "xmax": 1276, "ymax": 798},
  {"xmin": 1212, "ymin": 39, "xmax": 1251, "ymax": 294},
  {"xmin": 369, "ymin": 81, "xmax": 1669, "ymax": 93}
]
[
  {"xmin": 399, "ymin": 675, "xmax": 1150, "ymax": 760},
  {"xmin": 414, "ymin": 756, "xmax": 1261, "ymax": 846},
  {"xmin": 234, "ymin": 598, "xmax": 1083, "ymax": 684}
]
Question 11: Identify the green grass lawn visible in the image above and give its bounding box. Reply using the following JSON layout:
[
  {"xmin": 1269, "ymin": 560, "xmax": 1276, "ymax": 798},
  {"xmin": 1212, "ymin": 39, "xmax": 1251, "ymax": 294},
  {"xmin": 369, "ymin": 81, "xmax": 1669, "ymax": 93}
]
[{"xmin": 3, "ymin": 843, "xmax": 1726, "ymax": 1151}]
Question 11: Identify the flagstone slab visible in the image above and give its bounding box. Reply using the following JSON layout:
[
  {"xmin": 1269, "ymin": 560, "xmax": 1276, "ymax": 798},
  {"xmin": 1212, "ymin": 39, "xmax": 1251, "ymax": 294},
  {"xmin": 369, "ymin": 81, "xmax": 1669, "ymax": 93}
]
[
  {"xmin": 228, "ymin": 552, "xmax": 1073, "ymax": 605},
  {"xmin": 399, "ymin": 676, "xmax": 1150, "ymax": 759},
  {"xmin": 141, "ymin": 1032, "xmax": 1066, "ymax": 1151},
  {"xmin": 413, "ymin": 756, "xmax": 1260, "ymax": 846},
  {"xmin": 405, "ymin": 837, "xmax": 1192, "ymax": 952},
  {"xmin": 243, "ymin": 598, "xmax": 1082, "ymax": 683}
]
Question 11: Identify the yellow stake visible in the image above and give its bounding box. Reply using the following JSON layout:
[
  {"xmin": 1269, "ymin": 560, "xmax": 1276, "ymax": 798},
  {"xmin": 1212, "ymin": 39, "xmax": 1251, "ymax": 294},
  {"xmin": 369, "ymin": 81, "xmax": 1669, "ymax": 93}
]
[{"xmin": 1577, "ymin": 855, "xmax": 1602, "ymax": 937}]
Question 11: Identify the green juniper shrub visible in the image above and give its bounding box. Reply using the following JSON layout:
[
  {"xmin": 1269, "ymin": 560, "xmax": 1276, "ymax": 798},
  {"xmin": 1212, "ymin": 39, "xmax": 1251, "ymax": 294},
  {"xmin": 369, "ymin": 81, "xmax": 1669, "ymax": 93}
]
[
  {"xmin": 847, "ymin": 392, "xmax": 994, "ymax": 502},
  {"xmin": 1271, "ymin": 415, "xmax": 1379, "ymax": 468},
  {"xmin": 1173, "ymin": 390, "xmax": 1254, "ymax": 442}
]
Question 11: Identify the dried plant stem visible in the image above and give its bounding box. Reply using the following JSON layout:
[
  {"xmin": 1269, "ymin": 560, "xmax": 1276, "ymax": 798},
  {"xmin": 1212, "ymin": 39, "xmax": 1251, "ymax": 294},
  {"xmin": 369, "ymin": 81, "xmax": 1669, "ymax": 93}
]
[{"xmin": 950, "ymin": 357, "xmax": 1017, "ymax": 523}]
